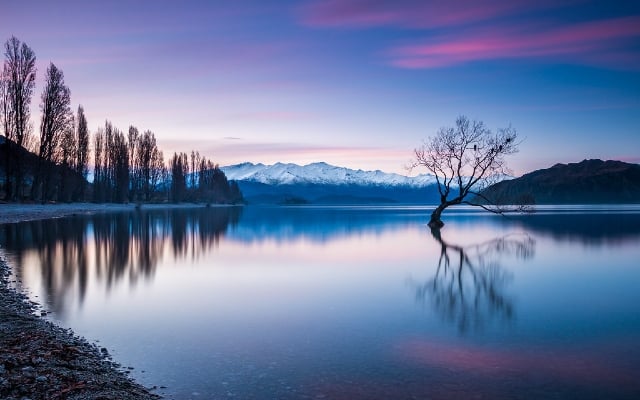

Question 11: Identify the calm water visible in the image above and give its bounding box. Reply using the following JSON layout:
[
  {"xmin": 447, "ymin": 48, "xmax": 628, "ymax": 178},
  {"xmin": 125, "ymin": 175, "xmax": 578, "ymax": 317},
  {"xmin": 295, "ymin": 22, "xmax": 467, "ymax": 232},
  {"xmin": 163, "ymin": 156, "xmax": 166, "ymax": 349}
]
[{"xmin": 2, "ymin": 205, "xmax": 640, "ymax": 399}]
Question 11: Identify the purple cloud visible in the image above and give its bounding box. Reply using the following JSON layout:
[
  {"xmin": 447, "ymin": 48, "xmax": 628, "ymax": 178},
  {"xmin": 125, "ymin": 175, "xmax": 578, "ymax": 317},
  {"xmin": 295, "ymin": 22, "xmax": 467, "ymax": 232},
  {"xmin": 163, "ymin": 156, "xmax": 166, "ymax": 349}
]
[
  {"xmin": 298, "ymin": 1, "xmax": 640, "ymax": 69},
  {"xmin": 388, "ymin": 16, "xmax": 640, "ymax": 68}
]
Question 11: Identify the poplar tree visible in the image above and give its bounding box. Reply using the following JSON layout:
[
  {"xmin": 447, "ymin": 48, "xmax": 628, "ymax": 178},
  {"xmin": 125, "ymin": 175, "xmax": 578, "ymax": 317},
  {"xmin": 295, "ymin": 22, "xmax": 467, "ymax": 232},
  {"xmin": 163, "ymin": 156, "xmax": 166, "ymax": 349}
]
[
  {"xmin": 75, "ymin": 105, "xmax": 90, "ymax": 200},
  {"xmin": 2, "ymin": 36, "xmax": 36, "ymax": 200},
  {"xmin": 35, "ymin": 62, "xmax": 72, "ymax": 201}
]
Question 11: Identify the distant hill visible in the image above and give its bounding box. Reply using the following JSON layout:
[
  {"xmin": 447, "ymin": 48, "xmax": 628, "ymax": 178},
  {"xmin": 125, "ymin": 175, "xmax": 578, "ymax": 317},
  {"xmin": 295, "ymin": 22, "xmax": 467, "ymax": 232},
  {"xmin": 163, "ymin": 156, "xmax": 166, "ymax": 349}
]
[
  {"xmin": 480, "ymin": 159, "xmax": 640, "ymax": 204},
  {"xmin": 1, "ymin": 135, "xmax": 87, "ymax": 201},
  {"xmin": 0, "ymin": 135, "xmax": 40, "ymax": 173}
]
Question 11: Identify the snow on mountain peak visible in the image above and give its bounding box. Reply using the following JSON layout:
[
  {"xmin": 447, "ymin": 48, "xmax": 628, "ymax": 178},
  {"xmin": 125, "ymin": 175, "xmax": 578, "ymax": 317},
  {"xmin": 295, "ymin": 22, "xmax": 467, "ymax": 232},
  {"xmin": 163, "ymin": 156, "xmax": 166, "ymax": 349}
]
[{"xmin": 221, "ymin": 162, "xmax": 438, "ymax": 187}]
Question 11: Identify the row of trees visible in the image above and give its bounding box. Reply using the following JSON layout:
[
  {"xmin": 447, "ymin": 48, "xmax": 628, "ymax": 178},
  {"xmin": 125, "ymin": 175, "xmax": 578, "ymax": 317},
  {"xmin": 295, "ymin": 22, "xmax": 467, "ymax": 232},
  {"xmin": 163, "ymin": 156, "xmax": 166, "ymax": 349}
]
[
  {"xmin": 92, "ymin": 121, "xmax": 242, "ymax": 204},
  {"xmin": 1, "ymin": 36, "xmax": 242, "ymax": 204},
  {"xmin": 169, "ymin": 151, "xmax": 242, "ymax": 203}
]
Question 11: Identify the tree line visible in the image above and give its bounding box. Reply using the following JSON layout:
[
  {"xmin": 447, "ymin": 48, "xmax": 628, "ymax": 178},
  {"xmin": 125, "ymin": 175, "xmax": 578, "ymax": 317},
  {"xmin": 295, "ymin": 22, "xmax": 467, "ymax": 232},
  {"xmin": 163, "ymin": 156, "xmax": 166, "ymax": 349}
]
[{"xmin": 0, "ymin": 36, "xmax": 242, "ymax": 204}]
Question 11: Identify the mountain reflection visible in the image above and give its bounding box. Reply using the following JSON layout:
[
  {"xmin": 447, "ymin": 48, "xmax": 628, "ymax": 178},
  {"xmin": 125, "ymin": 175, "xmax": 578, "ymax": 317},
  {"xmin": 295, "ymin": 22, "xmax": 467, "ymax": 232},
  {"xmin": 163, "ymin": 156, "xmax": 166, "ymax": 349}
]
[
  {"xmin": 231, "ymin": 207, "xmax": 640, "ymax": 245},
  {"xmin": 228, "ymin": 206, "xmax": 422, "ymax": 244},
  {"xmin": 507, "ymin": 212, "xmax": 640, "ymax": 245},
  {"xmin": 411, "ymin": 228, "xmax": 535, "ymax": 333},
  {"xmin": 0, "ymin": 207, "xmax": 241, "ymax": 315}
]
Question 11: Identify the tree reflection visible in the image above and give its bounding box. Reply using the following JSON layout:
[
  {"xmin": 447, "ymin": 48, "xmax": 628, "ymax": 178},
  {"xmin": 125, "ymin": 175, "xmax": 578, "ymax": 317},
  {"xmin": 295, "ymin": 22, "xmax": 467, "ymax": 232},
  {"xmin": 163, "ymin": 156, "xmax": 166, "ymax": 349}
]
[
  {"xmin": 0, "ymin": 207, "xmax": 241, "ymax": 315},
  {"xmin": 411, "ymin": 228, "xmax": 535, "ymax": 333}
]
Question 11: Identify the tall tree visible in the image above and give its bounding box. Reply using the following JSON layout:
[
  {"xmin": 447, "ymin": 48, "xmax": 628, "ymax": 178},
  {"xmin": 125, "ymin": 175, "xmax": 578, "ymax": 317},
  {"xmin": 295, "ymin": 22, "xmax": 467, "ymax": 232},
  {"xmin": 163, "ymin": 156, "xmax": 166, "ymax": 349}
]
[
  {"xmin": 412, "ymin": 116, "xmax": 519, "ymax": 229},
  {"xmin": 190, "ymin": 150, "xmax": 200, "ymax": 190},
  {"xmin": 103, "ymin": 121, "xmax": 129, "ymax": 203},
  {"xmin": 2, "ymin": 37, "xmax": 36, "ymax": 200},
  {"xmin": 59, "ymin": 116, "xmax": 76, "ymax": 201},
  {"xmin": 136, "ymin": 130, "xmax": 159, "ymax": 201},
  {"xmin": 93, "ymin": 128, "xmax": 105, "ymax": 202},
  {"xmin": 34, "ymin": 62, "xmax": 72, "ymax": 201},
  {"xmin": 108, "ymin": 124, "xmax": 129, "ymax": 203},
  {"xmin": 0, "ymin": 65, "xmax": 13, "ymax": 199},
  {"xmin": 170, "ymin": 152, "xmax": 188, "ymax": 202},
  {"xmin": 150, "ymin": 149, "xmax": 166, "ymax": 201},
  {"xmin": 127, "ymin": 125, "xmax": 139, "ymax": 200},
  {"xmin": 75, "ymin": 105, "xmax": 89, "ymax": 200}
]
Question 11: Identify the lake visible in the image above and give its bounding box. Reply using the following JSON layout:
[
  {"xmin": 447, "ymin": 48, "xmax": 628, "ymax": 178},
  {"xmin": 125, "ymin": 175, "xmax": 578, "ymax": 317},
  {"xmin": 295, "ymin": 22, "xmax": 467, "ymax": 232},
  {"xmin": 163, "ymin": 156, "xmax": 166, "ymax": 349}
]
[{"xmin": 1, "ymin": 205, "xmax": 640, "ymax": 399}]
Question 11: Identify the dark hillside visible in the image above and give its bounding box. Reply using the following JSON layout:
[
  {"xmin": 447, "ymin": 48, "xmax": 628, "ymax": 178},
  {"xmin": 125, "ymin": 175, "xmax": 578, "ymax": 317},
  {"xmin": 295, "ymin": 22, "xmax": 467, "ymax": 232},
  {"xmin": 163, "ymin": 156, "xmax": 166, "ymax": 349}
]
[
  {"xmin": 480, "ymin": 159, "xmax": 640, "ymax": 204},
  {"xmin": 0, "ymin": 135, "xmax": 87, "ymax": 201}
]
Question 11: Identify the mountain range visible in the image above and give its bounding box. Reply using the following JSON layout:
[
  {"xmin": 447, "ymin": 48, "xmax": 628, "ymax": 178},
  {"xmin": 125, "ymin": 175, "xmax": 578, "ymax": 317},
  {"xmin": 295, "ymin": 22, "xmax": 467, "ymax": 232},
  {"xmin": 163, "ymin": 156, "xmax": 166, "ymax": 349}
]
[
  {"xmin": 222, "ymin": 162, "xmax": 499, "ymax": 204},
  {"xmin": 222, "ymin": 162, "xmax": 438, "ymax": 187},
  {"xmin": 221, "ymin": 162, "xmax": 442, "ymax": 204},
  {"xmin": 222, "ymin": 159, "xmax": 640, "ymax": 205}
]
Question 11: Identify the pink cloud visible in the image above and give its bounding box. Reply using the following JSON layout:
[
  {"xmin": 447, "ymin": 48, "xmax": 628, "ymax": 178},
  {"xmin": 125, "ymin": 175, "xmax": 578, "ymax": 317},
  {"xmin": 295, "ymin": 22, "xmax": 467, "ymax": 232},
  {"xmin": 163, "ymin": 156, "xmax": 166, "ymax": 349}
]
[
  {"xmin": 389, "ymin": 16, "xmax": 640, "ymax": 68},
  {"xmin": 299, "ymin": 0, "xmax": 572, "ymax": 29}
]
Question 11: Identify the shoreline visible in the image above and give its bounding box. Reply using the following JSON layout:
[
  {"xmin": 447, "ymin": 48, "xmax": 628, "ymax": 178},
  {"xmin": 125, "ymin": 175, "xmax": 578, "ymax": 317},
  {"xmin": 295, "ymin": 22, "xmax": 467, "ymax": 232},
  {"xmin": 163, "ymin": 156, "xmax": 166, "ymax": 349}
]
[
  {"xmin": 0, "ymin": 256, "xmax": 162, "ymax": 399},
  {"xmin": 0, "ymin": 202, "xmax": 238, "ymax": 225}
]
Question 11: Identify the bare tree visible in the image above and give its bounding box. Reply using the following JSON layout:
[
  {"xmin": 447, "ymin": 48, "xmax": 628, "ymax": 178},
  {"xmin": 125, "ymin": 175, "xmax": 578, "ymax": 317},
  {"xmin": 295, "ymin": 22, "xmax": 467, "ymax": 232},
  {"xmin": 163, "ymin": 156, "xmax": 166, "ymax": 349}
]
[
  {"xmin": 105, "ymin": 122, "xmax": 129, "ymax": 203},
  {"xmin": 34, "ymin": 62, "xmax": 72, "ymax": 201},
  {"xmin": 190, "ymin": 150, "xmax": 200, "ymax": 190},
  {"xmin": 0, "ymin": 65, "xmax": 13, "ymax": 198},
  {"xmin": 127, "ymin": 126, "xmax": 139, "ymax": 200},
  {"xmin": 93, "ymin": 128, "xmax": 105, "ymax": 202},
  {"xmin": 59, "ymin": 115, "xmax": 76, "ymax": 201},
  {"xmin": 412, "ymin": 116, "xmax": 520, "ymax": 228},
  {"xmin": 75, "ymin": 105, "xmax": 89, "ymax": 200},
  {"xmin": 59, "ymin": 115, "xmax": 76, "ymax": 167},
  {"xmin": 150, "ymin": 148, "xmax": 165, "ymax": 201},
  {"xmin": 0, "ymin": 67, "xmax": 11, "ymax": 137},
  {"xmin": 2, "ymin": 37, "xmax": 36, "ymax": 200},
  {"xmin": 136, "ymin": 130, "xmax": 159, "ymax": 201},
  {"xmin": 170, "ymin": 152, "xmax": 188, "ymax": 202}
]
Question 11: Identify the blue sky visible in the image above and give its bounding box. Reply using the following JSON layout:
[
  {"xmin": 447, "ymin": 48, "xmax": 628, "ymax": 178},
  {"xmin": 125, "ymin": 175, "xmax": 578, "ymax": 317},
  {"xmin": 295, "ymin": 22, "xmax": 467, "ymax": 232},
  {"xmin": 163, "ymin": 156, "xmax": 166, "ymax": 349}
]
[{"xmin": 2, "ymin": 0, "xmax": 639, "ymax": 175}]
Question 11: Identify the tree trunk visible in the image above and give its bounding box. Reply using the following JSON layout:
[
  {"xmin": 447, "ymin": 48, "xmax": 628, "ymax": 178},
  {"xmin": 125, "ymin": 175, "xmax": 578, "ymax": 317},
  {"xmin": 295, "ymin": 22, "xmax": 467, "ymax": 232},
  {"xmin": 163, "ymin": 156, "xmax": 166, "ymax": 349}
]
[{"xmin": 428, "ymin": 204, "xmax": 446, "ymax": 229}]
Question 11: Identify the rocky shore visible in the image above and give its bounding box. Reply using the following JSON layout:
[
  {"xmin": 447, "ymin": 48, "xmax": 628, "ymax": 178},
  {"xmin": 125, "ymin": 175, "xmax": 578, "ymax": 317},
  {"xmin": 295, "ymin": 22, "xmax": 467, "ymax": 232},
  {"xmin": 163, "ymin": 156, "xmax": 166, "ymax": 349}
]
[{"xmin": 0, "ymin": 245, "xmax": 161, "ymax": 399}]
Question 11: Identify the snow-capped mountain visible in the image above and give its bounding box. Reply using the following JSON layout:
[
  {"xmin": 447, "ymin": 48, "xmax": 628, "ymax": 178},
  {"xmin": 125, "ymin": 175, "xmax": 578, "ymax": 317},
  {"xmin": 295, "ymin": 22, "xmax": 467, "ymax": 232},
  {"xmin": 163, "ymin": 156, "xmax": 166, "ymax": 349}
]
[
  {"xmin": 221, "ymin": 162, "xmax": 437, "ymax": 187},
  {"xmin": 221, "ymin": 162, "xmax": 511, "ymax": 205}
]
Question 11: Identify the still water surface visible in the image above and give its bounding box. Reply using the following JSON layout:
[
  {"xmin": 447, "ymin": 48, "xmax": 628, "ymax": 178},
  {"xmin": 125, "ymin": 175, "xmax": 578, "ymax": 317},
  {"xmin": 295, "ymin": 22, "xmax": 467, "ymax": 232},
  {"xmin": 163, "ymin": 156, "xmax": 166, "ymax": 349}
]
[{"xmin": 1, "ymin": 205, "xmax": 640, "ymax": 399}]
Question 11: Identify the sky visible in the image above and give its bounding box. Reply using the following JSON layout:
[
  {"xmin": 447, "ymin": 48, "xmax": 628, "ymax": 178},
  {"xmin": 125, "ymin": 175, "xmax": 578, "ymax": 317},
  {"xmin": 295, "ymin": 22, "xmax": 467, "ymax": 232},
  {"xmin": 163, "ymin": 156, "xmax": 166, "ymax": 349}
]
[{"xmin": 1, "ymin": 0, "xmax": 639, "ymax": 176}]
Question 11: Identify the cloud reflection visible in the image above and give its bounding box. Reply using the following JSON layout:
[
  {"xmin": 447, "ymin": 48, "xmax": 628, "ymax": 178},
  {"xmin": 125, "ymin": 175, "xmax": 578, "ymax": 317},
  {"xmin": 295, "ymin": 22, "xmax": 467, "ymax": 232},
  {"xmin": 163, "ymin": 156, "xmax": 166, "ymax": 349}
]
[{"xmin": 394, "ymin": 338, "xmax": 639, "ymax": 391}]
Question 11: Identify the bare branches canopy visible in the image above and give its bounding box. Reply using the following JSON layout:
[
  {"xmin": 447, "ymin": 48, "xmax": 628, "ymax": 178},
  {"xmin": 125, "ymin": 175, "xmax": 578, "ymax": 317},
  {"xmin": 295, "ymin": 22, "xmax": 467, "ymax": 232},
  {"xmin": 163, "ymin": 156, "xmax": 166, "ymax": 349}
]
[
  {"xmin": 1, "ymin": 36, "xmax": 37, "ymax": 200},
  {"xmin": 412, "ymin": 116, "xmax": 519, "ymax": 228}
]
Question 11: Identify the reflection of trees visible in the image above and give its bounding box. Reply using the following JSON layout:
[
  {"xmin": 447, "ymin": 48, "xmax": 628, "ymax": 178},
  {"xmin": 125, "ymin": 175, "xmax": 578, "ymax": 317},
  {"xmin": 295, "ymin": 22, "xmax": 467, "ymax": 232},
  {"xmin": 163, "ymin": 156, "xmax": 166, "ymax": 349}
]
[
  {"xmin": 91, "ymin": 211, "xmax": 168, "ymax": 289},
  {"xmin": 410, "ymin": 228, "xmax": 535, "ymax": 333},
  {"xmin": 0, "ymin": 207, "xmax": 241, "ymax": 315}
]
